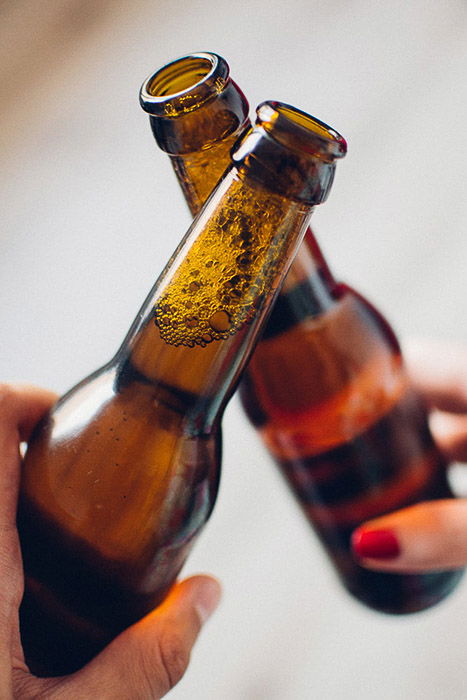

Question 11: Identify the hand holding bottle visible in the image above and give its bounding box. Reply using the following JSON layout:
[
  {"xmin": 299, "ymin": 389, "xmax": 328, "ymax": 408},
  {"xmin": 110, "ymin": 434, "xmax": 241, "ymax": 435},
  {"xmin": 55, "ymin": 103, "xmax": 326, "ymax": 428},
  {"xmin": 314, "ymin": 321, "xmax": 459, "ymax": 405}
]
[
  {"xmin": 0, "ymin": 384, "xmax": 220, "ymax": 699},
  {"xmin": 353, "ymin": 339, "xmax": 467, "ymax": 572}
]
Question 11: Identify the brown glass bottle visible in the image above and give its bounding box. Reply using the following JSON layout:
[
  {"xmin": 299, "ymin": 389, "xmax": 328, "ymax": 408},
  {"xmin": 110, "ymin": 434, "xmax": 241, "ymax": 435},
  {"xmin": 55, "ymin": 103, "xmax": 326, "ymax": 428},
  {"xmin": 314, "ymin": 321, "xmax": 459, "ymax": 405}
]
[
  {"xmin": 18, "ymin": 83, "xmax": 345, "ymax": 676},
  {"xmin": 141, "ymin": 52, "xmax": 464, "ymax": 615}
]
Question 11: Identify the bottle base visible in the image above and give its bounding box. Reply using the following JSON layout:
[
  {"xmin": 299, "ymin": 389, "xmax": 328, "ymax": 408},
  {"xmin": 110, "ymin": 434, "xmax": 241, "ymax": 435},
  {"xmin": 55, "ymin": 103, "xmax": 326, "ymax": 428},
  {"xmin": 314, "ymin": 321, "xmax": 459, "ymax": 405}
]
[{"xmin": 343, "ymin": 566, "xmax": 465, "ymax": 615}]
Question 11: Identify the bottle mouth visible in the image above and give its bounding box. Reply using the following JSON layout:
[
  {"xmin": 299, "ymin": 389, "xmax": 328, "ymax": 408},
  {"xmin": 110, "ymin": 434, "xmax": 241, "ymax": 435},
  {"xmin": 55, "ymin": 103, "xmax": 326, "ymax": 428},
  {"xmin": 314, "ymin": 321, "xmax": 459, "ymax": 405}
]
[
  {"xmin": 256, "ymin": 101, "xmax": 347, "ymax": 161},
  {"xmin": 140, "ymin": 52, "xmax": 229, "ymax": 117}
]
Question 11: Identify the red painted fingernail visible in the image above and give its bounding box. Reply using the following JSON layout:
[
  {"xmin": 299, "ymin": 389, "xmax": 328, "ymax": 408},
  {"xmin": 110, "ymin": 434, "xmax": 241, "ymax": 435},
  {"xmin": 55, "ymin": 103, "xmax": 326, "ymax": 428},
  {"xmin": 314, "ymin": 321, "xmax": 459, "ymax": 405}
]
[{"xmin": 352, "ymin": 529, "xmax": 401, "ymax": 560}]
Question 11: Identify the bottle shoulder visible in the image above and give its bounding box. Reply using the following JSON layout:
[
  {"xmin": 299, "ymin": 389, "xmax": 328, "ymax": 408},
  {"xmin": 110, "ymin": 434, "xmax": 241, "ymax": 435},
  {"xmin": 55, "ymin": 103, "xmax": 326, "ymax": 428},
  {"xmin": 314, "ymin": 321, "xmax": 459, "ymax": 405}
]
[
  {"xmin": 335, "ymin": 283, "xmax": 401, "ymax": 356},
  {"xmin": 21, "ymin": 362, "xmax": 221, "ymax": 562},
  {"xmin": 241, "ymin": 285, "xmax": 406, "ymax": 437},
  {"xmin": 262, "ymin": 282, "xmax": 401, "ymax": 358}
]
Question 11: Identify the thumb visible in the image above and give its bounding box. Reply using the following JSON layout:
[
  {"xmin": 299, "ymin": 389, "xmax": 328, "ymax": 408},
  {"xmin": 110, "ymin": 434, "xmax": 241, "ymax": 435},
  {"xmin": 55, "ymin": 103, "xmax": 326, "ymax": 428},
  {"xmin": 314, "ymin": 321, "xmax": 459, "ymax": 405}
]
[{"xmin": 68, "ymin": 575, "xmax": 221, "ymax": 699}]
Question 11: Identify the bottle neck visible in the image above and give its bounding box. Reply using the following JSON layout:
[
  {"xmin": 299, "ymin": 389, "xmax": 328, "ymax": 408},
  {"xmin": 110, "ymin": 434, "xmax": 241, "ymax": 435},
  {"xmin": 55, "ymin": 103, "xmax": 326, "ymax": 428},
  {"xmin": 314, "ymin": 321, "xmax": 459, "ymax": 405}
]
[
  {"xmin": 260, "ymin": 229, "xmax": 338, "ymax": 339},
  {"xmin": 169, "ymin": 127, "xmax": 249, "ymax": 217},
  {"xmin": 173, "ymin": 154, "xmax": 339, "ymax": 329},
  {"xmin": 145, "ymin": 89, "xmax": 339, "ymax": 322},
  {"xmin": 145, "ymin": 69, "xmax": 250, "ymax": 217},
  {"xmin": 115, "ymin": 166, "xmax": 313, "ymax": 430},
  {"xmin": 170, "ymin": 138, "xmax": 340, "ymax": 323}
]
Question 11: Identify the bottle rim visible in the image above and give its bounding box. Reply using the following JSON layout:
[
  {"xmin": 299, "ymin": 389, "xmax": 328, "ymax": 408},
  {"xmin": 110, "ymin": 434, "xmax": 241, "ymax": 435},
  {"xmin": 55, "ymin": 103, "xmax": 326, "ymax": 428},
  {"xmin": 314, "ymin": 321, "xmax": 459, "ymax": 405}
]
[
  {"xmin": 256, "ymin": 101, "xmax": 347, "ymax": 160},
  {"xmin": 140, "ymin": 52, "xmax": 230, "ymax": 117}
]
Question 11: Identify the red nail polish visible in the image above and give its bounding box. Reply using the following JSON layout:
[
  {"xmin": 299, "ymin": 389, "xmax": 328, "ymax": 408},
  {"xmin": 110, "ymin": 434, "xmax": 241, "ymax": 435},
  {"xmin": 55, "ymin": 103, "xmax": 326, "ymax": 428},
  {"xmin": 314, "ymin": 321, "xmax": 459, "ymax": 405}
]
[{"xmin": 352, "ymin": 529, "xmax": 401, "ymax": 560}]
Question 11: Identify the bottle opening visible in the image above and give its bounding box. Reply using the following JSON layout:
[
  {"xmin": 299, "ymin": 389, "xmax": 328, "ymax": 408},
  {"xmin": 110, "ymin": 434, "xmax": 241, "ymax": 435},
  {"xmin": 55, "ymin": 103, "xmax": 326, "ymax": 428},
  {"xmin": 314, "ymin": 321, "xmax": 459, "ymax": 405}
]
[
  {"xmin": 256, "ymin": 101, "xmax": 347, "ymax": 160},
  {"xmin": 149, "ymin": 56, "xmax": 214, "ymax": 97},
  {"xmin": 140, "ymin": 52, "xmax": 229, "ymax": 116}
]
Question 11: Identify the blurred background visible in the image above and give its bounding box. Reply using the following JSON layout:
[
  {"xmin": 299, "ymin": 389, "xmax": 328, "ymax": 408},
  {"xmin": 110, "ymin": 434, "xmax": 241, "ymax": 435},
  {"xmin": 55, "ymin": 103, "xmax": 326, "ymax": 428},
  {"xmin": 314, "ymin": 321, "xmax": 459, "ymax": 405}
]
[{"xmin": 1, "ymin": 0, "xmax": 467, "ymax": 697}]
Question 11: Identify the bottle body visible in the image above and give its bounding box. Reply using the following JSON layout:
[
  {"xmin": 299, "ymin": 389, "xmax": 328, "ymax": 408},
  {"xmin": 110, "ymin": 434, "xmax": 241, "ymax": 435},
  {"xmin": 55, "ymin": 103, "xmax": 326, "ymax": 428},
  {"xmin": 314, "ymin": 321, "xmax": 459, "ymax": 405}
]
[
  {"xmin": 239, "ymin": 260, "xmax": 463, "ymax": 613},
  {"xmin": 18, "ymin": 172, "xmax": 306, "ymax": 676},
  {"xmin": 18, "ymin": 361, "xmax": 221, "ymax": 674},
  {"xmin": 18, "ymin": 97, "xmax": 344, "ymax": 675},
  {"xmin": 141, "ymin": 52, "xmax": 463, "ymax": 614}
]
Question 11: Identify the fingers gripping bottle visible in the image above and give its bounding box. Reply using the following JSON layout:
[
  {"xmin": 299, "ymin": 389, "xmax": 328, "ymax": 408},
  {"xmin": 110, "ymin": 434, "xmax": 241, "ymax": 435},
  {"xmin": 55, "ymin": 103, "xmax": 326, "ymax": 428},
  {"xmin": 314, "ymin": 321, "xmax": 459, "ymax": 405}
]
[
  {"xmin": 17, "ymin": 79, "xmax": 345, "ymax": 676},
  {"xmin": 140, "ymin": 51, "xmax": 464, "ymax": 615}
]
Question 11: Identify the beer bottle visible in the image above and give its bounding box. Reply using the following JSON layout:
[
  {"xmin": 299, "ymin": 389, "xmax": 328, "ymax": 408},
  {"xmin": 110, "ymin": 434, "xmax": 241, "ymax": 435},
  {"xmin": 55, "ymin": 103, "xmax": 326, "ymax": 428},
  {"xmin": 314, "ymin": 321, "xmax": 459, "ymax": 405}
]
[
  {"xmin": 141, "ymin": 51, "xmax": 464, "ymax": 615},
  {"xmin": 17, "ymin": 85, "xmax": 345, "ymax": 676}
]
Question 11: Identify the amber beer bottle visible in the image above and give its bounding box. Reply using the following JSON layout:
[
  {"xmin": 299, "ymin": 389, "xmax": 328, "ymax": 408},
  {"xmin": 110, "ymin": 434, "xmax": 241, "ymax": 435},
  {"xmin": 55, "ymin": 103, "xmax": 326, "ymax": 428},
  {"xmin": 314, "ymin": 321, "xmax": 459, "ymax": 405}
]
[
  {"xmin": 141, "ymin": 52, "xmax": 464, "ymax": 615},
  {"xmin": 17, "ymin": 89, "xmax": 345, "ymax": 676}
]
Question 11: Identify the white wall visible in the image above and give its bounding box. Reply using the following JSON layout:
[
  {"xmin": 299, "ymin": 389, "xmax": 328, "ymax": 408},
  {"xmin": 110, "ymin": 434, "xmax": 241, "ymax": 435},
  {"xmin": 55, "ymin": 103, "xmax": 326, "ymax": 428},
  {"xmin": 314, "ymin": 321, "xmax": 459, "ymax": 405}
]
[{"xmin": 1, "ymin": 1, "xmax": 467, "ymax": 698}]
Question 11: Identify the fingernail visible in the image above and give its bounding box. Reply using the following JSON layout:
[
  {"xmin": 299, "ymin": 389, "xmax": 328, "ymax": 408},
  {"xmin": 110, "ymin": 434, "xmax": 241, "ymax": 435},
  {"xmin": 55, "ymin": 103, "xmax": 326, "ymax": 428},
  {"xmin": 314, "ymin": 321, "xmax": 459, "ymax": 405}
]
[
  {"xmin": 352, "ymin": 529, "xmax": 401, "ymax": 560},
  {"xmin": 194, "ymin": 578, "xmax": 222, "ymax": 624}
]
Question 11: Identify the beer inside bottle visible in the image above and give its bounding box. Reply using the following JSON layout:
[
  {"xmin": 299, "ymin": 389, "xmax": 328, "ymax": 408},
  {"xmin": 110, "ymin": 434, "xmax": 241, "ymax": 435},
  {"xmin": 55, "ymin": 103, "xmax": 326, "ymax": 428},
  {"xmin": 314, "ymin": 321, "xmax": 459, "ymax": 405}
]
[
  {"xmin": 141, "ymin": 51, "xmax": 464, "ymax": 614},
  {"xmin": 18, "ymin": 73, "xmax": 345, "ymax": 676}
]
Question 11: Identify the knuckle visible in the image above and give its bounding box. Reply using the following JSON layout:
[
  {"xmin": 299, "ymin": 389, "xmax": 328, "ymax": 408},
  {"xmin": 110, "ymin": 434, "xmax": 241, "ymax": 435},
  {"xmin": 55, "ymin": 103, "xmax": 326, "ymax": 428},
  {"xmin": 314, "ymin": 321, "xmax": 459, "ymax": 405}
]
[{"xmin": 156, "ymin": 627, "xmax": 191, "ymax": 691}]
